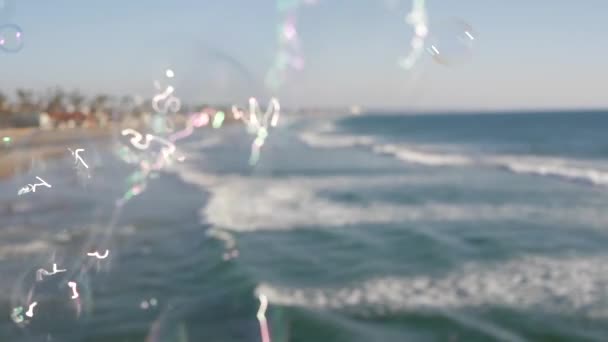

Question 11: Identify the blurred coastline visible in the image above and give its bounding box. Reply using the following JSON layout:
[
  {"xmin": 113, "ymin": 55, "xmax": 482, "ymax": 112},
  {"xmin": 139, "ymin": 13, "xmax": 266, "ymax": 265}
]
[
  {"xmin": 0, "ymin": 90, "xmax": 237, "ymax": 180},
  {"xmin": 0, "ymin": 126, "xmax": 112, "ymax": 180},
  {"xmin": 3, "ymin": 108, "xmax": 608, "ymax": 340}
]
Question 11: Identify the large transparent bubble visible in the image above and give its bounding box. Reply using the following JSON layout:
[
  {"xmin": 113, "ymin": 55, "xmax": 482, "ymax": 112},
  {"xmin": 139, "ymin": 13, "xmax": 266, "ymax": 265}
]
[
  {"xmin": 427, "ymin": 19, "xmax": 475, "ymax": 66},
  {"xmin": 0, "ymin": 23, "xmax": 23, "ymax": 53},
  {"xmin": 9, "ymin": 262, "xmax": 94, "ymax": 339}
]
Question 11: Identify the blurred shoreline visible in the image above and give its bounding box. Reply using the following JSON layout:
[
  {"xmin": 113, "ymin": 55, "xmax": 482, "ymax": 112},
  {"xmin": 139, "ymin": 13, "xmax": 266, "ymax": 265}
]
[
  {"xmin": 0, "ymin": 126, "xmax": 113, "ymax": 180},
  {"xmin": 0, "ymin": 110, "xmax": 227, "ymax": 180}
]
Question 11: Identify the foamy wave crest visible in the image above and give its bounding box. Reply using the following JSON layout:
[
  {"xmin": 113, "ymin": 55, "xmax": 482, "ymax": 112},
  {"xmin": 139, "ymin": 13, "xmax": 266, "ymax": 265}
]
[
  {"xmin": 372, "ymin": 144, "xmax": 472, "ymax": 166},
  {"xmin": 256, "ymin": 254, "xmax": 608, "ymax": 319},
  {"xmin": 298, "ymin": 121, "xmax": 374, "ymax": 148},
  {"xmin": 299, "ymin": 122, "xmax": 608, "ymax": 186},
  {"xmin": 202, "ymin": 175, "xmax": 407, "ymax": 231},
  {"xmin": 488, "ymin": 156, "xmax": 608, "ymax": 187},
  {"xmin": 299, "ymin": 120, "xmax": 471, "ymax": 166},
  {"xmin": 0, "ymin": 240, "xmax": 50, "ymax": 260},
  {"xmin": 299, "ymin": 131, "xmax": 375, "ymax": 148},
  {"xmin": 192, "ymin": 173, "xmax": 608, "ymax": 232}
]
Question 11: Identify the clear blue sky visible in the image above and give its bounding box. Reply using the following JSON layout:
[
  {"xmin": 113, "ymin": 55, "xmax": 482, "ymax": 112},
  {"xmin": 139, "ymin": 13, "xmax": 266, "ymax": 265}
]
[{"xmin": 1, "ymin": 0, "xmax": 606, "ymax": 111}]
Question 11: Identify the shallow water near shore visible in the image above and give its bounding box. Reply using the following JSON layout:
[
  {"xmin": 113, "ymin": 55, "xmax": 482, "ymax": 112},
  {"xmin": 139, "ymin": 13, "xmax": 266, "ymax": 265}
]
[{"xmin": 2, "ymin": 111, "xmax": 608, "ymax": 341}]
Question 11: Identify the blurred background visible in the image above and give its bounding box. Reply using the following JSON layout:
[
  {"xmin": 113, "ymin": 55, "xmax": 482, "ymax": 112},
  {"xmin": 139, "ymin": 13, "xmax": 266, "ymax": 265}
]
[{"xmin": 1, "ymin": 0, "xmax": 608, "ymax": 341}]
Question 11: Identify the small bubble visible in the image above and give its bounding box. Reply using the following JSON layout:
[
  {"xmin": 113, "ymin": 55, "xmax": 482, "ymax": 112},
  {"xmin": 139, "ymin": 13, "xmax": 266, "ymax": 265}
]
[
  {"xmin": 11, "ymin": 306, "xmax": 24, "ymax": 324},
  {"xmin": 427, "ymin": 19, "xmax": 475, "ymax": 66},
  {"xmin": 0, "ymin": 24, "xmax": 24, "ymax": 53},
  {"xmin": 283, "ymin": 23, "xmax": 297, "ymax": 41},
  {"xmin": 212, "ymin": 111, "xmax": 225, "ymax": 129},
  {"xmin": 192, "ymin": 112, "xmax": 209, "ymax": 127}
]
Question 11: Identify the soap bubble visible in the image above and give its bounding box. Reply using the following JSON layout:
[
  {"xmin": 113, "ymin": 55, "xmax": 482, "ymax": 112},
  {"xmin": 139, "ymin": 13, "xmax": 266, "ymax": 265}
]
[
  {"xmin": 427, "ymin": 19, "xmax": 475, "ymax": 66},
  {"xmin": 0, "ymin": 23, "xmax": 24, "ymax": 53},
  {"xmin": 179, "ymin": 45, "xmax": 256, "ymax": 105},
  {"xmin": 9, "ymin": 264, "xmax": 93, "ymax": 338},
  {"xmin": 212, "ymin": 111, "xmax": 225, "ymax": 129}
]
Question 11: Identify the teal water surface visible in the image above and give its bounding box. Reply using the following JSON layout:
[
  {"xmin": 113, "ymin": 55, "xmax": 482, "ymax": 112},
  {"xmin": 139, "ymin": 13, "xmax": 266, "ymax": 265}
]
[{"xmin": 2, "ymin": 111, "xmax": 608, "ymax": 341}]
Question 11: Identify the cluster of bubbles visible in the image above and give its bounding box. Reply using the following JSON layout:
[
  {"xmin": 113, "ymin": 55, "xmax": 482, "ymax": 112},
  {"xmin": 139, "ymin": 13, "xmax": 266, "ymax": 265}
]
[
  {"xmin": 117, "ymin": 69, "xmax": 184, "ymax": 205},
  {"xmin": 0, "ymin": 0, "xmax": 23, "ymax": 53},
  {"xmin": 7, "ymin": 70, "xmax": 210, "ymax": 338},
  {"xmin": 5, "ymin": 0, "xmax": 480, "ymax": 339},
  {"xmin": 9, "ymin": 144, "xmax": 107, "ymax": 338},
  {"xmin": 116, "ymin": 69, "xmax": 280, "ymax": 205},
  {"xmin": 265, "ymin": 0, "xmax": 318, "ymax": 90},
  {"xmin": 9, "ymin": 257, "xmax": 103, "ymax": 338},
  {"xmin": 140, "ymin": 297, "xmax": 158, "ymax": 310},
  {"xmin": 263, "ymin": 0, "xmax": 476, "ymax": 85}
]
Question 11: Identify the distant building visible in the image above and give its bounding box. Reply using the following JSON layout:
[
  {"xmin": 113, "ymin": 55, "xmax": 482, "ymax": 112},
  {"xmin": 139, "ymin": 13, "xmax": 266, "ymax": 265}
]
[
  {"xmin": 39, "ymin": 112, "xmax": 53, "ymax": 130},
  {"xmin": 10, "ymin": 112, "xmax": 40, "ymax": 128}
]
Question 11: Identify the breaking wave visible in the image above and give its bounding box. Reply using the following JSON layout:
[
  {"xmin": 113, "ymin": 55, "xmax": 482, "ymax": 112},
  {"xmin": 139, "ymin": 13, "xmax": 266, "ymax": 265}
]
[{"xmin": 300, "ymin": 120, "xmax": 608, "ymax": 186}]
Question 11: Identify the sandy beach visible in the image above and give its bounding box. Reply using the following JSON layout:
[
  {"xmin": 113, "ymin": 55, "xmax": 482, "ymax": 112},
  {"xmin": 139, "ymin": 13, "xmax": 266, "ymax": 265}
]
[{"xmin": 0, "ymin": 127, "xmax": 113, "ymax": 180}]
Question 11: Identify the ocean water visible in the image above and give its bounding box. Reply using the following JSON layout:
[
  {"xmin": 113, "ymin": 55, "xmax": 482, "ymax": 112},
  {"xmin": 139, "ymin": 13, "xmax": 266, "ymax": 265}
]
[{"xmin": 2, "ymin": 110, "xmax": 608, "ymax": 341}]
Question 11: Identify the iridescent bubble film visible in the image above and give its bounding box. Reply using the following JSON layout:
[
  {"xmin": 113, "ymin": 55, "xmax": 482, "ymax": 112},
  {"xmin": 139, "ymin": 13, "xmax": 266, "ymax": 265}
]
[
  {"xmin": 427, "ymin": 19, "xmax": 476, "ymax": 66},
  {"xmin": 0, "ymin": 23, "xmax": 23, "ymax": 53}
]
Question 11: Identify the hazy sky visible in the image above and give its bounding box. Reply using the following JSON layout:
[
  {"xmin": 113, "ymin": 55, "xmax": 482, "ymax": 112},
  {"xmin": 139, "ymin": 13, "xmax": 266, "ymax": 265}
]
[{"xmin": 1, "ymin": 0, "xmax": 606, "ymax": 111}]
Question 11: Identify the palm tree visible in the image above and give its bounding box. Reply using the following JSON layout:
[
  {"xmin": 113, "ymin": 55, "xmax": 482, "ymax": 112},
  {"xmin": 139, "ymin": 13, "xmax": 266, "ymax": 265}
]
[
  {"xmin": 117, "ymin": 95, "xmax": 136, "ymax": 121},
  {"xmin": 16, "ymin": 88, "xmax": 34, "ymax": 113},
  {"xmin": 69, "ymin": 91, "xmax": 86, "ymax": 112},
  {"xmin": 0, "ymin": 91, "xmax": 7, "ymax": 113},
  {"xmin": 91, "ymin": 94, "xmax": 109, "ymax": 114},
  {"xmin": 34, "ymin": 92, "xmax": 47, "ymax": 113},
  {"xmin": 120, "ymin": 95, "xmax": 131, "ymax": 107},
  {"xmin": 46, "ymin": 88, "xmax": 65, "ymax": 113}
]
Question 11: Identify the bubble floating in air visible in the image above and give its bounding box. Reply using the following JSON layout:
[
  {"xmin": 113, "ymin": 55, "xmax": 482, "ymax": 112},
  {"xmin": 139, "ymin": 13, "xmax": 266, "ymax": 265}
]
[
  {"xmin": 9, "ymin": 265, "xmax": 93, "ymax": 336},
  {"xmin": 0, "ymin": 23, "xmax": 24, "ymax": 53},
  {"xmin": 266, "ymin": 0, "xmax": 318, "ymax": 90},
  {"xmin": 427, "ymin": 19, "xmax": 475, "ymax": 66}
]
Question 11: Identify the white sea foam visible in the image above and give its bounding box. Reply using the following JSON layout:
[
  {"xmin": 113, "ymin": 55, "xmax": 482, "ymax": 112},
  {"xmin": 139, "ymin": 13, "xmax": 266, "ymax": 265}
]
[
  {"xmin": 0, "ymin": 240, "xmax": 50, "ymax": 260},
  {"xmin": 372, "ymin": 144, "xmax": 472, "ymax": 166},
  {"xmin": 298, "ymin": 121, "xmax": 374, "ymax": 148},
  {"xmin": 299, "ymin": 131, "xmax": 375, "ymax": 149},
  {"xmin": 170, "ymin": 121, "xmax": 608, "ymax": 235},
  {"xmin": 488, "ymin": 156, "xmax": 608, "ymax": 187},
  {"xmin": 256, "ymin": 254, "xmax": 608, "ymax": 319},
  {"xmin": 172, "ymin": 165, "xmax": 608, "ymax": 232},
  {"xmin": 299, "ymin": 121, "xmax": 608, "ymax": 186},
  {"xmin": 298, "ymin": 132, "xmax": 373, "ymax": 148},
  {"xmin": 300, "ymin": 130, "xmax": 472, "ymax": 166},
  {"xmin": 298, "ymin": 121, "xmax": 474, "ymax": 166}
]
